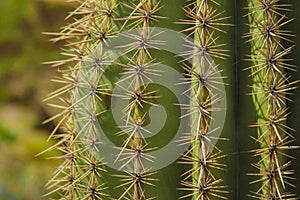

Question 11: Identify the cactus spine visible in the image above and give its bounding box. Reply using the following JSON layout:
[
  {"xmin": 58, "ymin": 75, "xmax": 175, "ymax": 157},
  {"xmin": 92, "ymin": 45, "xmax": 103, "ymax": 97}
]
[{"xmin": 246, "ymin": 0, "xmax": 298, "ymax": 199}]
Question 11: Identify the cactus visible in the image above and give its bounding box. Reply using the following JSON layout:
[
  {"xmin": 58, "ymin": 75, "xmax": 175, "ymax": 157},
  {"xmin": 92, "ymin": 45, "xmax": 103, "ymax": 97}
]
[
  {"xmin": 246, "ymin": 0, "xmax": 298, "ymax": 199},
  {"xmin": 42, "ymin": 0, "xmax": 299, "ymax": 199}
]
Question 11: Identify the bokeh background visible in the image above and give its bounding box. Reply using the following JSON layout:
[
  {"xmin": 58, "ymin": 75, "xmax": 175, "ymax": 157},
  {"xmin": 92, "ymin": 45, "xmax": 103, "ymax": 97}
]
[
  {"xmin": 0, "ymin": 0, "xmax": 299, "ymax": 199},
  {"xmin": 0, "ymin": 0, "xmax": 71, "ymax": 199}
]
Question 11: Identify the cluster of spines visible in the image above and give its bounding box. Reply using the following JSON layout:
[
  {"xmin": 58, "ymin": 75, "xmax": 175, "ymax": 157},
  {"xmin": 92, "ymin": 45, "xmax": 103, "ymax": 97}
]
[
  {"xmin": 42, "ymin": 0, "xmax": 118, "ymax": 199},
  {"xmin": 113, "ymin": 1, "xmax": 163, "ymax": 200},
  {"xmin": 246, "ymin": 0, "xmax": 298, "ymax": 199},
  {"xmin": 177, "ymin": 0, "xmax": 230, "ymax": 199}
]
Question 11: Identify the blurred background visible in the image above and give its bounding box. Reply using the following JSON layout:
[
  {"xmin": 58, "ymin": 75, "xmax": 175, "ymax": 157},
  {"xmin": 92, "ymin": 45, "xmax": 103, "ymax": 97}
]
[
  {"xmin": 0, "ymin": 0, "xmax": 72, "ymax": 199},
  {"xmin": 0, "ymin": 0, "xmax": 299, "ymax": 199}
]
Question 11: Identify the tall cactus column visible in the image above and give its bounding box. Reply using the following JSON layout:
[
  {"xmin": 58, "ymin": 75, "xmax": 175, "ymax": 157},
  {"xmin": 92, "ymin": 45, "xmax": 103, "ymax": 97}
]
[{"xmin": 246, "ymin": 0, "xmax": 298, "ymax": 198}]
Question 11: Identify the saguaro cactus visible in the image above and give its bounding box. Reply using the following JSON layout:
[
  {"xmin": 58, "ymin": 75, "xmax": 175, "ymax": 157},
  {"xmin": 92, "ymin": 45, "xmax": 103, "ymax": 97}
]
[{"xmin": 42, "ymin": 0, "xmax": 298, "ymax": 199}]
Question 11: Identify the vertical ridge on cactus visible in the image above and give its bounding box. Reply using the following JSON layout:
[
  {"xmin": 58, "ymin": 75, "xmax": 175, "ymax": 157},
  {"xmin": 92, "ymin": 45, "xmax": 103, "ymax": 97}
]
[
  {"xmin": 42, "ymin": 0, "xmax": 119, "ymax": 199},
  {"xmin": 246, "ymin": 0, "xmax": 298, "ymax": 198},
  {"xmin": 112, "ymin": 1, "xmax": 163, "ymax": 199},
  {"xmin": 177, "ymin": 0, "xmax": 231, "ymax": 199}
]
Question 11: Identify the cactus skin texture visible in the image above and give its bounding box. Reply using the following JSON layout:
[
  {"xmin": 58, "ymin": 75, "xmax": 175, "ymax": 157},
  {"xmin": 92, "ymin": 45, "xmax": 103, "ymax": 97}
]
[
  {"xmin": 246, "ymin": 0, "xmax": 298, "ymax": 199},
  {"xmin": 177, "ymin": 0, "xmax": 231, "ymax": 199}
]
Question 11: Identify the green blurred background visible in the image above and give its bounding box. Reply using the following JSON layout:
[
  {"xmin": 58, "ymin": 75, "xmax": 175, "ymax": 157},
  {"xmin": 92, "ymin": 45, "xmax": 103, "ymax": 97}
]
[
  {"xmin": 0, "ymin": 0, "xmax": 299, "ymax": 199},
  {"xmin": 0, "ymin": 0, "xmax": 71, "ymax": 199}
]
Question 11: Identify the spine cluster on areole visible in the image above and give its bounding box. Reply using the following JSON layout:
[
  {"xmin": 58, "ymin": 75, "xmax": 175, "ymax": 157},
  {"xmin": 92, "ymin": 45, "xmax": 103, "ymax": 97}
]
[
  {"xmin": 178, "ymin": 0, "xmax": 231, "ymax": 199},
  {"xmin": 42, "ymin": 0, "xmax": 118, "ymax": 199},
  {"xmin": 113, "ymin": 1, "xmax": 163, "ymax": 200},
  {"xmin": 246, "ymin": 0, "xmax": 298, "ymax": 199}
]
